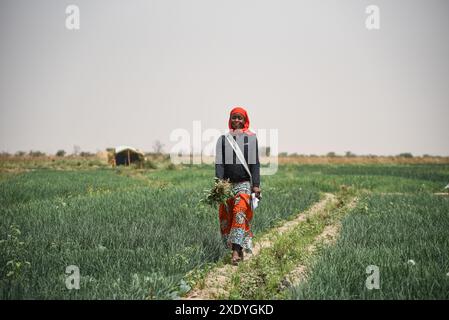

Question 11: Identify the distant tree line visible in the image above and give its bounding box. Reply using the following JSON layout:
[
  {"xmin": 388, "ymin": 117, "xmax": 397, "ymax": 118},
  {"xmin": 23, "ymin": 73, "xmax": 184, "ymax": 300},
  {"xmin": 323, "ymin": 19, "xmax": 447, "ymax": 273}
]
[
  {"xmin": 0, "ymin": 148, "xmax": 443, "ymax": 159},
  {"xmin": 275, "ymin": 152, "xmax": 443, "ymax": 158},
  {"xmin": 0, "ymin": 148, "xmax": 95, "ymax": 158}
]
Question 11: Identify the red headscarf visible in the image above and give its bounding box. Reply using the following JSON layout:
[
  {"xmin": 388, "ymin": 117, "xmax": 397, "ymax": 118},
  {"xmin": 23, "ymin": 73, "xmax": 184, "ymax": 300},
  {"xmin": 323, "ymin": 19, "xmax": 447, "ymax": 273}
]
[{"xmin": 228, "ymin": 106, "xmax": 251, "ymax": 133}]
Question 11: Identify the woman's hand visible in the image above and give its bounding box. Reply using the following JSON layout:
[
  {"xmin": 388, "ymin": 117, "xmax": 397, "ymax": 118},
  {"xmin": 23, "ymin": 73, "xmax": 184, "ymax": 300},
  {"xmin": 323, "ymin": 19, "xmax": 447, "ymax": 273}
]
[{"xmin": 252, "ymin": 186, "xmax": 261, "ymax": 199}]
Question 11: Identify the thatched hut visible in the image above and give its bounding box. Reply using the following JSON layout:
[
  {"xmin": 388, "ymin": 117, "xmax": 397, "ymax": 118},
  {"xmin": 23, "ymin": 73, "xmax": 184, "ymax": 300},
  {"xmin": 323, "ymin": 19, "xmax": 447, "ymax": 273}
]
[{"xmin": 111, "ymin": 146, "xmax": 145, "ymax": 166}]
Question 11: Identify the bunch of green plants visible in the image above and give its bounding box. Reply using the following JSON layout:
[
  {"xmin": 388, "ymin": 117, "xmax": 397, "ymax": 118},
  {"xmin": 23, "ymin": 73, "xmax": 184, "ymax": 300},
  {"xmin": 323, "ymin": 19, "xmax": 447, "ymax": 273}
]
[{"xmin": 201, "ymin": 178, "xmax": 235, "ymax": 207}]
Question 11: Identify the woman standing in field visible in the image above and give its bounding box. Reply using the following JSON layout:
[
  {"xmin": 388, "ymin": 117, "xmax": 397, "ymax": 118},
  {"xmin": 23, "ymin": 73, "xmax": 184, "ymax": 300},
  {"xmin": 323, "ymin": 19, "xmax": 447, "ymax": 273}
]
[{"xmin": 215, "ymin": 107, "xmax": 261, "ymax": 265}]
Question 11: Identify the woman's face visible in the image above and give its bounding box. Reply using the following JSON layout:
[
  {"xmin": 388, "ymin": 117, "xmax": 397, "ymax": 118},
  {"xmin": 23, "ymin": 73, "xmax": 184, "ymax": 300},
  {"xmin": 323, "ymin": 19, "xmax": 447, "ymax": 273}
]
[{"xmin": 230, "ymin": 112, "xmax": 245, "ymax": 129}]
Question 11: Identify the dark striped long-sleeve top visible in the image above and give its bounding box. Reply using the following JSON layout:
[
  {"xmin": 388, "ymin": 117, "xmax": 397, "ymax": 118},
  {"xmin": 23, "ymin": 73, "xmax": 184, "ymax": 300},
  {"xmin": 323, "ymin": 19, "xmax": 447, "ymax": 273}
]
[{"xmin": 215, "ymin": 132, "xmax": 260, "ymax": 187}]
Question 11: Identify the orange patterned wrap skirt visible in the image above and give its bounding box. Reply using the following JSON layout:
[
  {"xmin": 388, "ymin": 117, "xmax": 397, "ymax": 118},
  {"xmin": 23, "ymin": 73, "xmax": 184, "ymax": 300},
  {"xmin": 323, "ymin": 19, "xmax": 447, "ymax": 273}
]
[{"xmin": 218, "ymin": 181, "xmax": 254, "ymax": 253}]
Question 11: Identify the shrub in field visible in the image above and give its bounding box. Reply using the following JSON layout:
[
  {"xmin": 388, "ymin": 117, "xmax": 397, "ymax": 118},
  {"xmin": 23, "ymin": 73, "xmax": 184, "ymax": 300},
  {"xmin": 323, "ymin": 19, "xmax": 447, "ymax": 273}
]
[
  {"xmin": 143, "ymin": 159, "xmax": 157, "ymax": 169},
  {"xmin": 345, "ymin": 151, "xmax": 356, "ymax": 157},
  {"xmin": 29, "ymin": 150, "xmax": 46, "ymax": 157},
  {"xmin": 80, "ymin": 151, "xmax": 94, "ymax": 157},
  {"xmin": 397, "ymin": 152, "xmax": 413, "ymax": 158},
  {"xmin": 88, "ymin": 159, "xmax": 104, "ymax": 167},
  {"xmin": 14, "ymin": 151, "xmax": 26, "ymax": 157},
  {"xmin": 167, "ymin": 163, "xmax": 177, "ymax": 171}
]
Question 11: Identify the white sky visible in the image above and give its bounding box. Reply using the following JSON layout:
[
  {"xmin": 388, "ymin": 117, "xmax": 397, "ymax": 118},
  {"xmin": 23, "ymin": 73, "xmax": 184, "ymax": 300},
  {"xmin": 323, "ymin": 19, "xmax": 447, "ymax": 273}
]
[{"xmin": 1, "ymin": 0, "xmax": 448, "ymax": 156}]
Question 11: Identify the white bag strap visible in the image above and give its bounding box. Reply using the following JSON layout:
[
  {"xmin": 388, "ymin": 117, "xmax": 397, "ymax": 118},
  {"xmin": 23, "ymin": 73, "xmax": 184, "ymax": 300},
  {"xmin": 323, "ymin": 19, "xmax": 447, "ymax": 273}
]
[{"xmin": 225, "ymin": 133, "xmax": 252, "ymax": 187}]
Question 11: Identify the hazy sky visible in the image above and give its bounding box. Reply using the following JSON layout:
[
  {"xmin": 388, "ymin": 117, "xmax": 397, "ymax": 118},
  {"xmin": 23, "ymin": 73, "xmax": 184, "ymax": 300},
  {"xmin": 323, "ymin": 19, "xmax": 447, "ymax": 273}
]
[{"xmin": 1, "ymin": 0, "xmax": 448, "ymax": 156}]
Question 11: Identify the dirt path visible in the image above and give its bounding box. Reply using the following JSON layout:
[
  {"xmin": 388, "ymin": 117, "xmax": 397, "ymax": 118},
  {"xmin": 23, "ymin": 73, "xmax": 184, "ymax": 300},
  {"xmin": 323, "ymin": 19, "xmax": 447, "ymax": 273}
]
[
  {"xmin": 184, "ymin": 193, "xmax": 338, "ymax": 300},
  {"xmin": 279, "ymin": 196, "xmax": 358, "ymax": 290}
]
